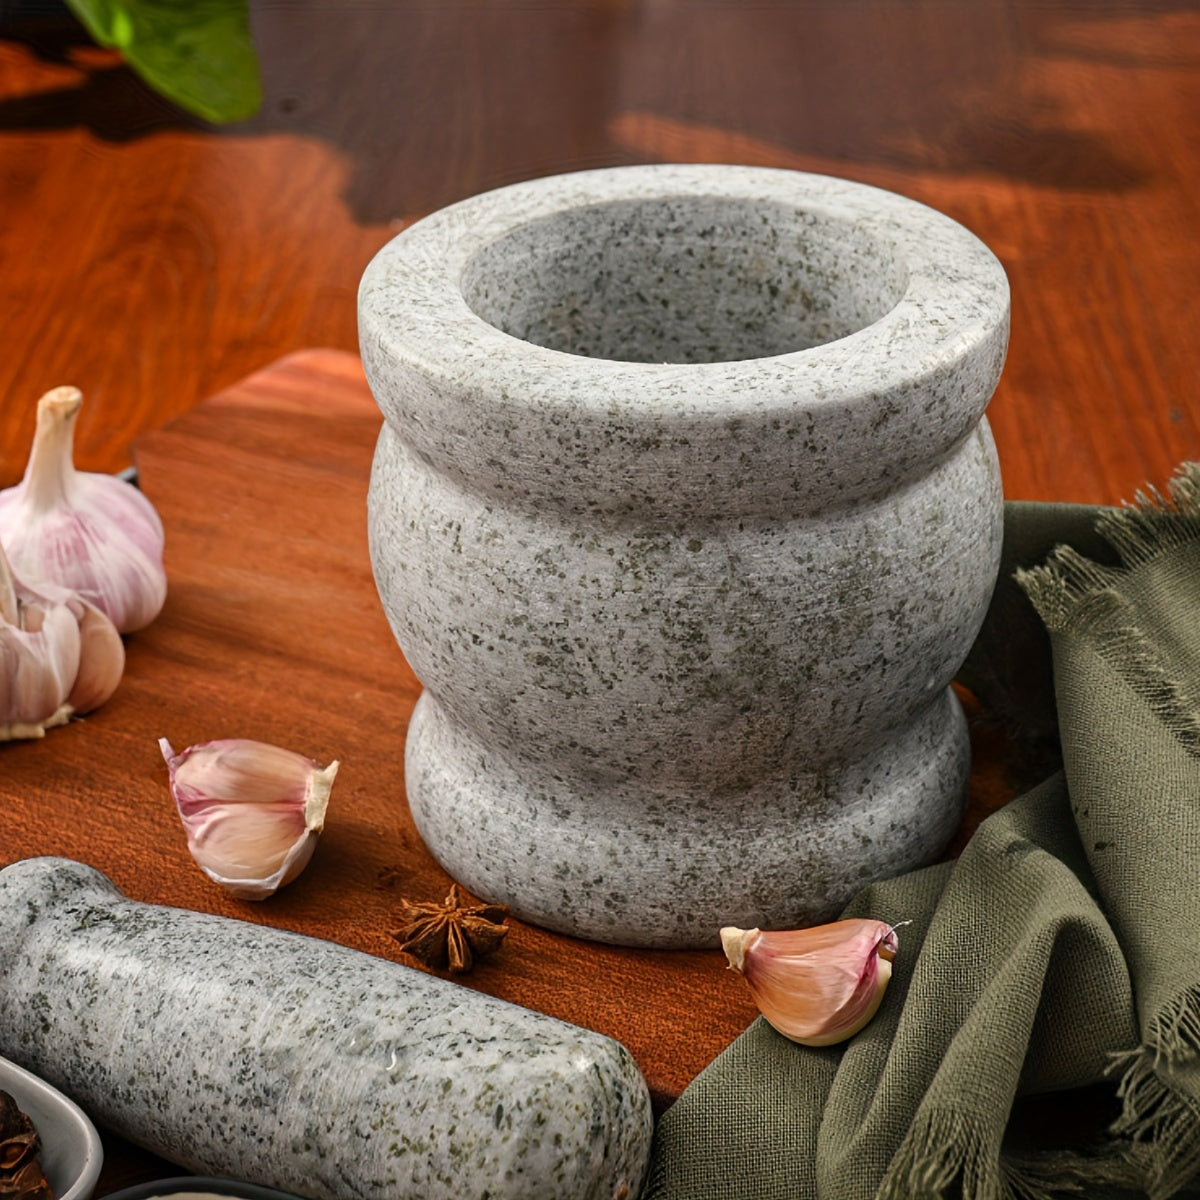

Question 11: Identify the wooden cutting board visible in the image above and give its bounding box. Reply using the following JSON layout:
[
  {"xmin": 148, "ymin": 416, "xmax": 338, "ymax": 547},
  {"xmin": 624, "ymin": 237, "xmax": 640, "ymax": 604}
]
[
  {"xmin": 2, "ymin": 351, "xmax": 765, "ymax": 1150},
  {"xmin": 2, "ymin": 348, "xmax": 1020, "ymax": 1190}
]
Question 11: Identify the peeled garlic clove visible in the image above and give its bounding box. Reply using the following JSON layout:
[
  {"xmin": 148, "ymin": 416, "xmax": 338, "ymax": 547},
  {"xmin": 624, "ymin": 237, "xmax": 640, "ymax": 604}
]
[
  {"xmin": 1, "ymin": 541, "xmax": 122, "ymax": 740},
  {"xmin": 160, "ymin": 736, "xmax": 339, "ymax": 900},
  {"xmin": 0, "ymin": 387, "xmax": 166, "ymax": 633},
  {"xmin": 720, "ymin": 918, "xmax": 900, "ymax": 1047}
]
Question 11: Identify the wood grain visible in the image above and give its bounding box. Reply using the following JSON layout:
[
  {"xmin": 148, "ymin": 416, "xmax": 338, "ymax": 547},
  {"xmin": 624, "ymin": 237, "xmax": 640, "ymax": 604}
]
[
  {"xmin": 0, "ymin": 2, "xmax": 1197, "ymax": 502},
  {"xmin": 2, "ymin": 349, "xmax": 766, "ymax": 1190},
  {"xmin": 0, "ymin": 348, "xmax": 1058, "ymax": 1192}
]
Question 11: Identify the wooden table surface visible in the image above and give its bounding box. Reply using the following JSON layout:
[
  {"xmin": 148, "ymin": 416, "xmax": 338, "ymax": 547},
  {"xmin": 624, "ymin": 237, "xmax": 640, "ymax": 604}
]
[
  {"xmin": 5, "ymin": 346, "xmax": 774, "ymax": 1193},
  {"xmin": 1, "ymin": 1, "xmax": 1197, "ymax": 1194},
  {"xmin": 1, "ymin": 1, "xmax": 1197, "ymax": 501}
]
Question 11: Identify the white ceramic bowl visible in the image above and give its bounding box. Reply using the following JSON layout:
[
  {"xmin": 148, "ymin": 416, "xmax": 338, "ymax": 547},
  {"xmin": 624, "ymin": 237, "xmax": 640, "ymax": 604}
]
[
  {"xmin": 99, "ymin": 1176, "xmax": 306, "ymax": 1200},
  {"xmin": 0, "ymin": 1054, "xmax": 103, "ymax": 1200}
]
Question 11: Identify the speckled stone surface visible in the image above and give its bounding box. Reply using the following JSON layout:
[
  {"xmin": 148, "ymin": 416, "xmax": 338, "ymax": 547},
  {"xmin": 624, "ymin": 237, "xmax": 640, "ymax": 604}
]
[
  {"xmin": 0, "ymin": 858, "xmax": 653, "ymax": 1200},
  {"xmin": 359, "ymin": 164, "xmax": 1009, "ymax": 948}
]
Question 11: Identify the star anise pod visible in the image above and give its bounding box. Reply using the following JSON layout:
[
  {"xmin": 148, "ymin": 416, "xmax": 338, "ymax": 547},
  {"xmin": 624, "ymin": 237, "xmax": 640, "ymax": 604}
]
[
  {"xmin": 0, "ymin": 1159, "xmax": 53, "ymax": 1200},
  {"xmin": 0, "ymin": 1093, "xmax": 52, "ymax": 1200},
  {"xmin": 0, "ymin": 1132, "xmax": 37, "ymax": 1172},
  {"xmin": 390, "ymin": 884, "xmax": 509, "ymax": 973}
]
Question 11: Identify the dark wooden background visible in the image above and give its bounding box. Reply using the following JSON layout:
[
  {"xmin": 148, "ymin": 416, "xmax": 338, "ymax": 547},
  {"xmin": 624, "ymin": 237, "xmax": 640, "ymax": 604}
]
[
  {"xmin": 1, "ymin": 0, "xmax": 1197, "ymax": 500},
  {"xmin": 1, "ymin": 1, "xmax": 1198, "ymax": 1194}
]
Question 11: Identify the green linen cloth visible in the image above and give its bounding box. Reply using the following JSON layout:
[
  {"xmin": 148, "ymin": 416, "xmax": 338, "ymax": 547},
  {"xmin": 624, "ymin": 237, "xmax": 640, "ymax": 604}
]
[{"xmin": 643, "ymin": 465, "xmax": 1200, "ymax": 1200}]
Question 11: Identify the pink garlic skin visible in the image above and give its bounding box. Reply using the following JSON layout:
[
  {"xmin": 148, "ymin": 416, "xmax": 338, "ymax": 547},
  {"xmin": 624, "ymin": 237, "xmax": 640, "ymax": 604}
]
[
  {"xmin": 0, "ymin": 387, "xmax": 166, "ymax": 633},
  {"xmin": 1, "ymin": 542, "xmax": 124, "ymax": 739},
  {"xmin": 10, "ymin": 498, "xmax": 166, "ymax": 632},
  {"xmin": 65, "ymin": 595, "xmax": 126, "ymax": 712},
  {"xmin": 721, "ymin": 918, "xmax": 900, "ymax": 1047},
  {"xmin": 1, "ymin": 593, "xmax": 79, "ymax": 733},
  {"xmin": 160, "ymin": 737, "xmax": 338, "ymax": 900}
]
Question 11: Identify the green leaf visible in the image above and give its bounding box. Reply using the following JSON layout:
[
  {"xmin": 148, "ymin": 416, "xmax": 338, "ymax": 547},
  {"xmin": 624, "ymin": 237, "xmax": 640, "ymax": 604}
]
[{"xmin": 64, "ymin": 0, "xmax": 262, "ymax": 123}]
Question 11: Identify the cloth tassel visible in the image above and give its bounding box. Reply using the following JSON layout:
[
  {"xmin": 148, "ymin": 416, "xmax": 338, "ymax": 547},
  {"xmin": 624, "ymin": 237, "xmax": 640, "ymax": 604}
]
[
  {"xmin": 876, "ymin": 1108, "xmax": 1013, "ymax": 1200},
  {"xmin": 1016, "ymin": 544, "xmax": 1122, "ymax": 627},
  {"xmin": 1110, "ymin": 1045, "xmax": 1200, "ymax": 1200},
  {"xmin": 1146, "ymin": 981, "xmax": 1200, "ymax": 1068},
  {"xmin": 1019, "ymin": 462, "xmax": 1200, "ymax": 623},
  {"xmin": 1093, "ymin": 463, "xmax": 1200, "ymax": 569},
  {"xmin": 879, "ymin": 1108, "xmax": 1154, "ymax": 1200},
  {"xmin": 999, "ymin": 1146, "xmax": 1141, "ymax": 1200},
  {"xmin": 1015, "ymin": 567, "xmax": 1200, "ymax": 756},
  {"xmin": 1017, "ymin": 467, "xmax": 1200, "ymax": 758}
]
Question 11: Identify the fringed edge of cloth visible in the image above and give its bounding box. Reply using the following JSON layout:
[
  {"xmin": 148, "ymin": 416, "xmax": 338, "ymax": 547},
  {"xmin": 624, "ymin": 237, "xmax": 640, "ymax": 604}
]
[
  {"xmin": 1000, "ymin": 1148, "xmax": 1140, "ymax": 1200},
  {"xmin": 1016, "ymin": 462, "xmax": 1200, "ymax": 758},
  {"xmin": 876, "ymin": 1105, "xmax": 1149, "ymax": 1200},
  {"xmin": 1146, "ymin": 981, "xmax": 1200, "ymax": 1068},
  {"xmin": 1109, "ymin": 1040, "xmax": 1200, "ymax": 1200},
  {"xmin": 876, "ymin": 1108, "xmax": 1014, "ymax": 1200},
  {"xmin": 1095, "ymin": 464, "xmax": 1200, "ymax": 570}
]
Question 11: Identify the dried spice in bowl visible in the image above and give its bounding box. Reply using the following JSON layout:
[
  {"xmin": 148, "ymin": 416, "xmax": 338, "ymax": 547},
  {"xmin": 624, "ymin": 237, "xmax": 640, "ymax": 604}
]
[{"xmin": 0, "ymin": 1089, "xmax": 53, "ymax": 1200}]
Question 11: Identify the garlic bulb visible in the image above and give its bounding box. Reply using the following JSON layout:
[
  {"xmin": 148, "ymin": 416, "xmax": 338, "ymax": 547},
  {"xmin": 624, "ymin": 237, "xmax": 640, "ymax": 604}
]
[
  {"xmin": 1, "ymin": 541, "xmax": 125, "ymax": 740},
  {"xmin": 160, "ymin": 737, "xmax": 339, "ymax": 900},
  {"xmin": 720, "ymin": 918, "xmax": 901, "ymax": 1047},
  {"xmin": 0, "ymin": 386, "xmax": 166, "ymax": 633}
]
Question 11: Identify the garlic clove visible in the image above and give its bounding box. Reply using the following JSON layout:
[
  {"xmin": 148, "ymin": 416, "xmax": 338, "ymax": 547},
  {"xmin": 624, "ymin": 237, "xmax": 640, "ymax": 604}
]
[
  {"xmin": 160, "ymin": 737, "xmax": 338, "ymax": 900},
  {"xmin": 0, "ymin": 600, "xmax": 79, "ymax": 741},
  {"xmin": 179, "ymin": 803, "xmax": 321, "ymax": 901},
  {"xmin": 1, "ymin": 541, "xmax": 125, "ymax": 740},
  {"xmin": 0, "ymin": 387, "xmax": 167, "ymax": 633},
  {"xmin": 64, "ymin": 595, "xmax": 125, "ymax": 713},
  {"xmin": 720, "ymin": 918, "xmax": 900, "ymax": 1047},
  {"xmin": 2, "ymin": 543, "xmax": 79, "ymax": 740}
]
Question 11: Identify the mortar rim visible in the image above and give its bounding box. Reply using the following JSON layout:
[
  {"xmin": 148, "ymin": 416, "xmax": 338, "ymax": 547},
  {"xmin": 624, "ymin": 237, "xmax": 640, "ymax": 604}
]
[{"xmin": 359, "ymin": 162, "xmax": 1010, "ymax": 422}]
